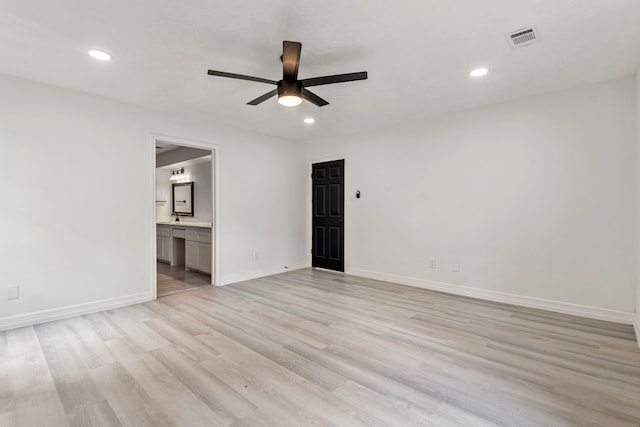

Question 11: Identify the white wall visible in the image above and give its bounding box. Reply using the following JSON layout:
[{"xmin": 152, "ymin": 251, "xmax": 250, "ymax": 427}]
[
  {"xmin": 156, "ymin": 161, "xmax": 213, "ymax": 222},
  {"xmin": 0, "ymin": 74, "xmax": 307, "ymax": 329},
  {"xmin": 636, "ymin": 70, "xmax": 640, "ymax": 336},
  {"xmin": 156, "ymin": 168, "xmax": 173, "ymax": 220},
  {"xmin": 186, "ymin": 161, "xmax": 213, "ymax": 221},
  {"xmin": 308, "ymin": 76, "xmax": 637, "ymax": 321}
]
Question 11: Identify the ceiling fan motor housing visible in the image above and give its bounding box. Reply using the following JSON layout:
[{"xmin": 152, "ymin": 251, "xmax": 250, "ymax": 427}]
[{"xmin": 277, "ymin": 80, "xmax": 302, "ymax": 98}]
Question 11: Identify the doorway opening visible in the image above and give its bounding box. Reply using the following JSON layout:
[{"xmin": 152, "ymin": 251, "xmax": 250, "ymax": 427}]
[{"xmin": 153, "ymin": 135, "xmax": 218, "ymax": 298}]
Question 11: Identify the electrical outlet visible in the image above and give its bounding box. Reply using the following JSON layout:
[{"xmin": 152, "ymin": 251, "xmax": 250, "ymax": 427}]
[
  {"xmin": 429, "ymin": 258, "xmax": 437, "ymax": 269},
  {"xmin": 8, "ymin": 286, "xmax": 19, "ymax": 300},
  {"xmin": 452, "ymin": 262, "xmax": 462, "ymax": 272}
]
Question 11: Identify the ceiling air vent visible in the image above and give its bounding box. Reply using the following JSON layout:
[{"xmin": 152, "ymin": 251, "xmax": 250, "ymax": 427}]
[{"xmin": 506, "ymin": 26, "xmax": 540, "ymax": 49}]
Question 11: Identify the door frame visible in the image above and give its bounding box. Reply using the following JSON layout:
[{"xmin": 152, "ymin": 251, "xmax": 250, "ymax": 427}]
[
  {"xmin": 150, "ymin": 133, "xmax": 220, "ymax": 299},
  {"xmin": 307, "ymin": 155, "xmax": 349, "ymax": 273}
]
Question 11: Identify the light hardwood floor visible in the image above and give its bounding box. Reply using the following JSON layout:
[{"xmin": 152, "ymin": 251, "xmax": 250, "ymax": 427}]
[
  {"xmin": 2, "ymin": 268, "xmax": 640, "ymax": 426},
  {"xmin": 156, "ymin": 261, "xmax": 211, "ymax": 298}
]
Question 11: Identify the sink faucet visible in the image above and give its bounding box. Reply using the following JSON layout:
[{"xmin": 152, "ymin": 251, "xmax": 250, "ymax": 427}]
[{"xmin": 172, "ymin": 212, "xmax": 180, "ymax": 222}]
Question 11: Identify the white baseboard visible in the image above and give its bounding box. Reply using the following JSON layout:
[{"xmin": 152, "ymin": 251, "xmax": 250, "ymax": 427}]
[
  {"xmin": 348, "ymin": 268, "xmax": 634, "ymax": 325},
  {"xmin": 0, "ymin": 291, "xmax": 153, "ymax": 332},
  {"xmin": 220, "ymin": 262, "xmax": 309, "ymax": 286}
]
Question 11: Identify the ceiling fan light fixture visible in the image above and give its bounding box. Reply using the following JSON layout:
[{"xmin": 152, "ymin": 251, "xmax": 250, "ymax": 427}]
[
  {"xmin": 206, "ymin": 41, "xmax": 368, "ymax": 107},
  {"xmin": 277, "ymin": 80, "xmax": 303, "ymax": 107},
  {"xmin": 278, "ymin": 95, "xmax": 302, "ymax": 107}
]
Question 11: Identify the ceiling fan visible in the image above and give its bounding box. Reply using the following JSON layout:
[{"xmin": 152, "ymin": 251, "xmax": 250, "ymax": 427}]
[{"xmin": 207, "ymin": 41, "xmax": 367, "ymax": 107}]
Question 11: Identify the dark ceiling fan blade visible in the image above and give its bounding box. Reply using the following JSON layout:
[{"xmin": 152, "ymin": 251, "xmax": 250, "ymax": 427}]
[
  {"xmin": 282, "ymin": 41, "xmax": 302, "ymax": 81},
  {"xmin": 302, "ymin": 88, "xmax": 329, "ymax": 107},
  {"xmin": 207, "ymin": 70, "xmax": 277, "ymax": 85},
  {"xmin": 300, "ymin": 71, "xmax": 368, "ymax": 87},
  {"xmin": 247, "ymin": 89, "xmax": 278, "ymax": 105}
]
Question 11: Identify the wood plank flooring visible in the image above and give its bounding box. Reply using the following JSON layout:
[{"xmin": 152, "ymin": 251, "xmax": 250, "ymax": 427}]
[
  {"xmin": 2, "ymin": 268, "xmax": 640, "ymax": 426},
  {"xmin": 156, "ymin": 261, "xmax": 211, "ymax": 298}
]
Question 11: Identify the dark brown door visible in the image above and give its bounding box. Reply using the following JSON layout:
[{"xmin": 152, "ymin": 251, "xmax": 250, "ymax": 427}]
[{"xmin": 312, "ymin": 159, "xmax": 344, "ymax": 271}]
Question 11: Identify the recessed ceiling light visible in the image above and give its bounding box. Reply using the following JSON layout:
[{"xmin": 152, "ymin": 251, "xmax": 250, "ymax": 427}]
[
  {"xmin": 88, "ymin": 49, "xmax": 112, "ymax": 61},
  {"xmin": 469, "ymin": 67, "xmax": 488, "ymax": 77},
  {"xmin": 304, "ymin": 118, "xmax": 315, "ymax": 124}
]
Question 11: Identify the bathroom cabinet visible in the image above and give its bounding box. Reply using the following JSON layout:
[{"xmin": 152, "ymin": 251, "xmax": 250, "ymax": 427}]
[
  {"xmin": 185, "ymin": 229, "xmax": 212, "ymax": 273},
  {"xmin": 156, "ymin": 223, "xmax": 212, "ymax": 274},
  {"xmin": 156, "ymin": 225, "xmax": 173, "ymax": 263}
]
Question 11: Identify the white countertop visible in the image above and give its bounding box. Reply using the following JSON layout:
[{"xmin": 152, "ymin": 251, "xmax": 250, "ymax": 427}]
[{"xmin": 157, "ymin": 221, "xmax": 212, "ymax": 229}]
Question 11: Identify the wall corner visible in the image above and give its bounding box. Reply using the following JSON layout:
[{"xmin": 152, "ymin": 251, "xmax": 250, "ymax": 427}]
[{"xmin": 636, "ymin": 69, "xmax": 640, "ymax": 347}]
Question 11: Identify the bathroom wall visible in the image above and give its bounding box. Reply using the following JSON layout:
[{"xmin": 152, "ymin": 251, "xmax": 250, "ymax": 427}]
[
  {"xmin": 155, "ymin": 168, "xmax": 172, "ymax": 220},
  {"xmin": 636, "ymin": 69, "xmax": 640, "ymax": 339},
  {"xmin": 156, "ymin": 160, "xmax": 213, "ymax": 222}
]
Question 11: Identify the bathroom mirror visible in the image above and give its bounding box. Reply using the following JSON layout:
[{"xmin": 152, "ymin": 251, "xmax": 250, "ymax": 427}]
[{"xmin": 172, "ymin": 182, "xmax": 194, "ymax": 216}]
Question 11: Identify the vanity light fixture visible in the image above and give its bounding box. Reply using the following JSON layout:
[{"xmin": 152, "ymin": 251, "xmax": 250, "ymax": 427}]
[{"xmin": 169, "ymin": 168, "xmax": 186, "ymax": 182}]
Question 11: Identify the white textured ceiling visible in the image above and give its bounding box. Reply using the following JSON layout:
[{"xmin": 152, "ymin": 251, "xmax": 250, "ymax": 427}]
[{"xmin": 1, "ymin": 0, "xmax": 639, "ymax": 141}]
